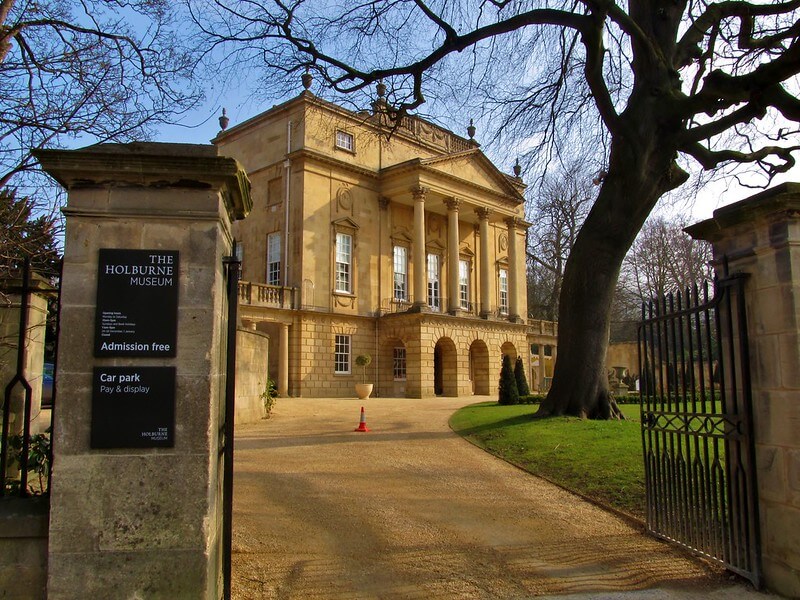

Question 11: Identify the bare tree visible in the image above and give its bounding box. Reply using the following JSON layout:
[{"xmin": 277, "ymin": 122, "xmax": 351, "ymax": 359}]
[
  {"xmin": 0, "ymin": 0, "xmax": 201, "ymax": 195},
  {"xmin": 0, "ymin": 189, "xmax": 59, "ymax": 280},
  {"xmin": 527, "ymin": 162, "xmax": 593, "ymax": 320},
  {"xmin": 610, "ymin": 214, "xmax": 712, "ymax": 341},
  {"xmin": 192, "ymin": 1, "xmax": 800, "ymax": 419},
  {"xmin": 625, "ymin": 215, "xmax": 713, "ymax": 303}
]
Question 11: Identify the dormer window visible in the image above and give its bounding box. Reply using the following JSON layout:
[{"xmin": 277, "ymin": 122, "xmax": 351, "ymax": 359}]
[{"xmin": 335, "ymin": 130, "xmax": 355, "ymax": 152}]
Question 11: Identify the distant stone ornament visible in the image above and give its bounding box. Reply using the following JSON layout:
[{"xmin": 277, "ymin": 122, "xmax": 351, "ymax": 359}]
[
  {"xmin": 467, "ymin": 119, "xmax": 476, "ymax": 140},
  {"xmin": 219, "ymin": 108, "xmax": 229, "ymax": 131},
  {"xmin": 302, "ymin": 68, "xmax": 313, "ymax": 90},
  {"xmin": 513, "ymin": 159, "xmax": 522, "ymax": 178},
  {"xmin": 499, "ymin": 232, "xmax": 508, "ymax": 252},
  {"xmin": 336, "ymin": 183, "xmax": 353, "ymax": 213}
]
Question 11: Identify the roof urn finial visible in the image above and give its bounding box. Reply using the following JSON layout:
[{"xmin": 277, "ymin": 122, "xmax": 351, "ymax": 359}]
[
  {"xmin": 218, "ymin": 108, "xmax": 229, "ymax": 131},
  {"xmin": 376, "ymin": 80, "xmax": 386, "ymax": 99},
  {"xmin": 467, "ymin": 118, "xmax": 476, "ymax": 140},
  {"xmin": 513, "ymin": 158, "xmax": 522, "ymax": 178},
  {"xmin": 302, "ymin": 67, "xmax": 313, "ymax": 91}
]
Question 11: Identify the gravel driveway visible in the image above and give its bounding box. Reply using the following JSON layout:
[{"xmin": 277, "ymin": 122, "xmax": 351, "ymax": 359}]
[{"xmin": 232, "ymin": 396, "xmax": 775, "ymax": 599}]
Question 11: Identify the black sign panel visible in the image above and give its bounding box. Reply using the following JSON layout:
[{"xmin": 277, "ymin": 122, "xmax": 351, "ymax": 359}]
[
  {"xmin": 95, "ymin": 249, "xmax": 179, "ymax": 357},
  {"xmin": 91, "ymin": 367, "xmax": 176, "ymax": 448}
]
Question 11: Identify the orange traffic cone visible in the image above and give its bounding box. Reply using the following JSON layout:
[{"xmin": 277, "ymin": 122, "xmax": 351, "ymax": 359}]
[{"xmin": 354, "ymin": 406, "xmax": 370, "ymax": 432}]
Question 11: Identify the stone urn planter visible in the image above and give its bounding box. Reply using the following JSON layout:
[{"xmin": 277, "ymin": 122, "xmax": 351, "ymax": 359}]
[
  {"xmin": 354, "ymin": 354, "xmax": 373, "ymax": 399},
  {"xmin": 355, "ymin": 383, "xmax": 373, "ymax": 399}
]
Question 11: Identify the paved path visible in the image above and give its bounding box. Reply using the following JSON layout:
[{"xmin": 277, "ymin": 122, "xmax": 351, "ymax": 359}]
[{"xmin": 232, "ymin": 397, "xmax": 776, "ymax": 599}]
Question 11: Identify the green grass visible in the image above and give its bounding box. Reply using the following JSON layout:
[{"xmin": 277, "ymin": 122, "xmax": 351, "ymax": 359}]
[{"xmin": 449, "ymin": 402, "xmax": 645, "ymax": 520}]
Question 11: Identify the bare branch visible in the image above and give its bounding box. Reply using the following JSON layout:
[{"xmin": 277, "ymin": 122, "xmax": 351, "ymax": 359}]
[{"xmin": 676, "ymin": 0, "xmax": 800, "ymax": 68}]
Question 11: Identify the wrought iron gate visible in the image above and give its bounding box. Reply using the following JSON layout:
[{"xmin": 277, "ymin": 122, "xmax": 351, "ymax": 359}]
[
  {"xmin": 221, "ymin": 252, "xmax": 240, "ymax": 600},
  {"xmin": 638, "ymin": 274, "xmax": 761, "ymax": 587}
]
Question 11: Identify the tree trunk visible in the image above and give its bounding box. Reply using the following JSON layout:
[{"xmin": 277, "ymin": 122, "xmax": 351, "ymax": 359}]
[{"xmin": 536, "ymin": 134, "xmax": 686, "ymax": 419}]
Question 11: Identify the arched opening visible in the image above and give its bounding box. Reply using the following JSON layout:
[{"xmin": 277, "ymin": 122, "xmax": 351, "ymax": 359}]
[
  {"xmin": 433, "ymin": 337, "xmax": 458, "ymax": 397},
  {"xmin": 469, "ymin": 339, "xmax": 490, "ymax": 395},
  {"xmin": 500, "ymin": 341, "xmax": 517, "ymax": 360}
]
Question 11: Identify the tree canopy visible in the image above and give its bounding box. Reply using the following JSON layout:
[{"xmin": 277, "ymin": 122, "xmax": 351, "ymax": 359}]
[
  {"xmin": 192, "ymin": 0, "xmax": 800, "ymax": 419},
  {"xmin": 0, "ymin": 0, "xmax": 201, "ymax": 194},
  {"xmin": 0, "ymin": 189, "xmax": 59, "ymax": 279}
]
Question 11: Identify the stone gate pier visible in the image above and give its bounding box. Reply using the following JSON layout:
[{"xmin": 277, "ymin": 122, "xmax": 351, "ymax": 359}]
[
  {"xmin": 35, "ymin": 143, "xmax": 250, "ymax": 599},
  {"xmin": 688, "ymin": 183, "xmax": 800, "ymax": 598}
]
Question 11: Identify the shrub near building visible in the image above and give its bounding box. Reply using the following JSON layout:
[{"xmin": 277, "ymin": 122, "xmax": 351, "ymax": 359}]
[{"xmin": 498, "ymin": 354, "xmax": 520, "ymax": 405}]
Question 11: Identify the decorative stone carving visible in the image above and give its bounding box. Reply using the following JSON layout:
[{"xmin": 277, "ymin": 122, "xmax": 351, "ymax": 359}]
[
  {"xmin": 444, "ymin": 197, "xmax": 461, "ymax": 211},
  {"xmin": 410, "ymin": 185, "xmax": 428, "ymax": 201},
  {"xmin": 475, "ymin": 206, "xmax": 492, "ymax": 220},
  {"xmin": 499, "ymin": 232, "xmax": 508, "ymax": 252},
  {"xmin": 336, "ymin": 183, "xmax": 353, "ymax": 214},
  {"xmin": 427, "ymin": 214, "xmax": 443, "ymax": 237},
  {"xmin": 333, "ymin": 294, "xmax": 356, "ymax": 310}
]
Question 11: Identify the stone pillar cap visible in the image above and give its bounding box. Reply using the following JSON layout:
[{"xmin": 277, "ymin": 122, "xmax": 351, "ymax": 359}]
[
  {"xmin": 34, "ymin": 142, "xmax": 252, "ymax": 220},
  {"xmin": 686, "ymin": 182, "xmax": 800, "ymax": 242}
]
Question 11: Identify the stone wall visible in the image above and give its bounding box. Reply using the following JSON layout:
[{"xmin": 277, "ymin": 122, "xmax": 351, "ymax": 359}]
[
  {"xmin": 0, "ymin": 498, "xmax": 48, "ymax": 600},
  {"xmin": 687, "ymin": 183, "xmax": 800, "ymax": 598},
  {"xmin": 235, "ymin": 327, "xmax": 270, "ymax": 423}
]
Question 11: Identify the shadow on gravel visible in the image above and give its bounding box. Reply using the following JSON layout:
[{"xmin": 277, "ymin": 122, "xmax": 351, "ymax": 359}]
[{"xmin": 236, "ymin": 430, "xmax": 455, "ymax": 450}]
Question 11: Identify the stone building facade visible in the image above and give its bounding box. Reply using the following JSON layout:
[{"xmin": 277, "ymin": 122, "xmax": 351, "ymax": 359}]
[{"xmin": 215, "ymin": 86, "xmax": 539, "ymax": 398}]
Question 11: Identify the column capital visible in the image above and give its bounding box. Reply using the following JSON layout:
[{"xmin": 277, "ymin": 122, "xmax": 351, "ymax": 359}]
[
  {"xmin": 505, "ymin": 216, "xmax": 519, "ymax": 229},
  {"xmin": 411, "ymin": 185, "xmax": 428, "ymax": 201},
  {"xmin": 378, "ymin": 196, "xmax": 390, "ymax": 210},
  {"xmin": 444, "ymin": 197, "xmax": 461, "ymax": 212},
  {"xmin": 475, "ymin": 206, "xmax": 492, "ymax": 220}
]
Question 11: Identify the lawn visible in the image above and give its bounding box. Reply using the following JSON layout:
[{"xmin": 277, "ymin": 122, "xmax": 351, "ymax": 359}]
[{"xmin": 449, "ymin": 402, "xmax": 645, "ymax": 520}]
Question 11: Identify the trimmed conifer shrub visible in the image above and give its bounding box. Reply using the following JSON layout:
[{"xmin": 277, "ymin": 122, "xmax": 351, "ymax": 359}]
[
  {"xmin": 498, "ymin": 354, "xmax": 519, "ymax": 405},
  {"xmin": 514, "ymin": 356, "xmax": 530, "ymax": 396}
]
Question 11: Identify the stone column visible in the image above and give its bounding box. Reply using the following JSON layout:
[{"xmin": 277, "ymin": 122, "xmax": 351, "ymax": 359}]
[
  {"xmin": 687, "ymin": 183, "xmax": 800, "ymax": 598},
  {"xmin": 445, "ymin": 197, "xmax": 461, "ymax": 313},
  {"xmin": 35, "ymin": 143, "xmax": 251, "ymax": 600},
  {"xmin": 506, "ymin": 217, "xmax": 520, "ymax": 321},
  {"xmin": 412, "ymin": 186, "xmax": 428, "ymax": 309},
  {"xmin": 278, "ymin": 322, "xmax": 289, "ymax": 396},
  {"xmin": 538, "ymin": 344, "xmax": 546, "ymax": 393},
  {"xmin": 476, "ymin": 207, "xmax": 492, "ymax": 318}
]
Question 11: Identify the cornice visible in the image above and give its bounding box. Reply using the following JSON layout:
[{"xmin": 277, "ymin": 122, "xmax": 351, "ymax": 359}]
[
  {"xmin": 288, "ymin": 148, "xmax": 380, "ymax": 180},
  {"xmin": 34, "ymin": 143, "xmax": 252, "ymax": 220}
]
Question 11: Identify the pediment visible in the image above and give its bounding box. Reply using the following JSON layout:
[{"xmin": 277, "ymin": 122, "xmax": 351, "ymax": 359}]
[
  {"xmin": 331, "ymin": 216, "xmax": 360, "ymax": 230},
  {"xmin": 419, "ymin": 150, "xmax": 523, "ymax": 202},
  {"xmin": 426, "ymin": 239, "xmax": 446, "ymax": 253},
  {"xmin": 391, "ymin": 227, "xmax": 413, "ymax": 244}
]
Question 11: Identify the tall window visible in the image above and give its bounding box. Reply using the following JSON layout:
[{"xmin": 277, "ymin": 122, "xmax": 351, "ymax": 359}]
[
  {"xmin": 393, "ymin": 246, "xmax": 408, "ymax": 301},
  {"xmin": 499, "ymin": 268, "xmax": 508, "ymax": 314},
  {"xmin": 393, "ymin": 347, "xmax": 407, "ymax": 380},
  {"xmin": 459, "ymin": 259, "xmax": 470, "ymax": 309},
  {"xmin": 335, "ymin": 232, "xmax": 352, "ymax": 293},
  {"xmin": 334, "ymin": 335, "xmax": 351, "ymax": 374},
  {"xmin": 427, "ymin": 253, "xmax": 440, "ymax": 311},
  {"xmin": 266, "ymin": 232, "xmax": 281, "ymax": 286}
]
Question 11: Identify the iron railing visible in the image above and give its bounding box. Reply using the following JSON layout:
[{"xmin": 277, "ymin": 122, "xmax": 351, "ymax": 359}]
[
  {"xmin": 1, "ymin": 259, "xmax": 57, "ymax": 498},
  {"xmin": 638, "ymin": 276, "xmax": 761, "ymax": 587}
]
